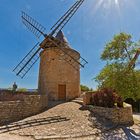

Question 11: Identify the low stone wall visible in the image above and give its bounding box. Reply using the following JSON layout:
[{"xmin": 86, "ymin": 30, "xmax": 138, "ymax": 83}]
[
  {"xmin": 89, "ymin": 103, "xmax": 134, "ymax": 125},
  {"xmin": 0, "ymin": 94, "xmax": 48, "ymax": 124},
  {"xmin": 0, "ymin": 90, "xmax": 39, "ymax": 101},
  {"xmin": 83, "ymin": 92, "xmax": 95, "ymax": 105}
]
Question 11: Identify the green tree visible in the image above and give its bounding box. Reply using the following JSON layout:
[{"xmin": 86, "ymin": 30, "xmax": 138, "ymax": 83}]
[
  {"xmin": 95, "ymin": 32, "xmax": 140, "ymax": 100},
  {"xmin": 17, "ymin": 88, "xmax": 28, "ymax": 92},
  {"xmin": 101, "ymin": 32, "xmax": 135, "ymax": 62},
  {"xmin": 80, "ymin": 85, "xmax": 92, "ymax": 92}
]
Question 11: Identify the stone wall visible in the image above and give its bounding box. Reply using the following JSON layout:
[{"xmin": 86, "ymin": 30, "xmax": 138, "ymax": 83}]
[
  {"xmin": 0, "ymin": 94, "xmax": 48, "ymax": 124},
  {"xmin": 83, "ymin": 92, "xmax": 95, "ymax": 105},
  {"xmin": 89, "ymin": 103, "xmax": 134, "ymax": 125},
  {"xmin": 0, "ymin": 90, "xmax": 38, "ymax": 101}
]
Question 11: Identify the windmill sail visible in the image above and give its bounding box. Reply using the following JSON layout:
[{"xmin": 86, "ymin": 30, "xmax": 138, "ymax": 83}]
[
  {"xmin": 55, "ymin": 42, "xmax": 88, "ymax": 69},
  {"xmin": 54, "ymin": 47, "xmax": 88, "ymax": 70},
  {"xmin": 50, "ymin": 1, "xmax": 79, "ymax": 31},
  {"xmin": 50, "ymin": 0, "xmax": 85, "ymax": 37},
  {"xmin": 22, "ymin": 11, "xmax": 46, "ymax": 38},
  {"xmin": 44, "ymin": 34, "xmax": 88, "ymax": 70},
  {"xmin": 13, "ymin": 43, "xmax": 41, "ymax": 78},
  {"xmin": 13, "ymin": 0, "xmax": 87, "ymax": 78}
]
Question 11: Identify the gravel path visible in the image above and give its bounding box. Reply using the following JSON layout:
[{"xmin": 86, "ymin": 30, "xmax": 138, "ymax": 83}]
[{"xmin": 0, "ymin": 98, "xmax": 139, "ymax": 140}]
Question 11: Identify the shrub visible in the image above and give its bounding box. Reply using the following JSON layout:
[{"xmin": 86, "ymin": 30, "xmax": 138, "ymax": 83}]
[
  {"xmin": 92, "ymin": 88, "xmax": 123, "ymax": 108},
  {"xmin": 81, "ymin": 85, "xmax": 90, "ymax": 92},
  {"xmin": 17, "ymin": 88, "xmax": 28, "ymax": 92}
]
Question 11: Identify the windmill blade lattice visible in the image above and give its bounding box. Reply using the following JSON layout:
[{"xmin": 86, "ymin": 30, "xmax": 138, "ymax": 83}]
[
  {"xmin": 22, "ymin": 11, "xmax": 46, "ymax": 38},
  {"xmin": 50, "ymin": 0, "xmax": 85, "ymax": 37},
  {"xmin": 13, "ymin": 43, "xmax": 41, "ymax": 78},
  {"xmin": 79, "ymin": 56, "xmax": 88, "ymax": 67},
  {"xmin": 50, "ymin": 1, "xmax": 79, "ymax": 30},
  {"xmin": 46, "ymin": 36, "xmax": 88, "ymax": 70},
  {"xmin": 54, "ymin": 48, "xmax": 88, "ymax": 70},
  {"xmin": 13, "ymin": 0, "xmax": 87, "ymax": 78},
  {"xmin": 58, "ymin": 47, "xmax": 88, "ymax": 68}
]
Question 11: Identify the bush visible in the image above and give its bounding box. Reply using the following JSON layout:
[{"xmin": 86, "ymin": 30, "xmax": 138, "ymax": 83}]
[
  {"xmin": 92, "ymin": 88, "xmax": 123, "ymax": 108},
  {"xmin": 17, "ymin": 88, "xmax": 28, "ymax": 92},
  {"xmin": 81, "ymin": 85, "xmax": 90, "ymax": 91}
]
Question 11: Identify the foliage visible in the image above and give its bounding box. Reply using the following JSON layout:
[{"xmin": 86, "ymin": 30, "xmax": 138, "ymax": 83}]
[
  {"xmin": 17, "ymin": 88, "xmax": 28, "ymax": 92},
  {"xmin": 95, "ymin": 64, "xmax": 140, "ymax": 100},
  {"xmin": 95, "ymin": 32, "xmax": 140, "ymax": 100},
  {"xmin": 80, "ymin": 85, "xmax": 93, "ymax": 92},
  {"xmin": 92, "ymin": 88, "xmax": 123, "ymax": 108},
  {"xmin": 101, "ymin": 32, "xmax": 135, "ymax": 62},
  {"xmin": 7, "ymin": 87, "xmax": 12, "ymax": 90}
]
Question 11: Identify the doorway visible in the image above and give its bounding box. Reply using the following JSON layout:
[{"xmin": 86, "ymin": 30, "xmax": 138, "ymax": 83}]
[{"xmin": 58, "ymin": 84, "xmax": 66, "ymax": 100}]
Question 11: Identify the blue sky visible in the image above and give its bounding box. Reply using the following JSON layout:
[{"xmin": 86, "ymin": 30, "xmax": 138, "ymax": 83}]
[{"xmin": 0, "ymin": 0, "xmax": 140, "ymax": 89}]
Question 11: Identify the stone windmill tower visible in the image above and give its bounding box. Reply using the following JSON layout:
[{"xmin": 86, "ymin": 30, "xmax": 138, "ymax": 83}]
[
  {"xmin": 39, "ymin": 31, "xmax": 81, "ymax": 100},
  {"xmin": 13, "ymin": 0, "xmax": 87, "ymax": 101}
]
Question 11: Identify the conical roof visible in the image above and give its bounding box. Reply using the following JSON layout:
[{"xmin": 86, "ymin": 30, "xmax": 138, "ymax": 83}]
[{"xmin": 55, "ymin": 30, "xmax": 70, "ymax": 48}]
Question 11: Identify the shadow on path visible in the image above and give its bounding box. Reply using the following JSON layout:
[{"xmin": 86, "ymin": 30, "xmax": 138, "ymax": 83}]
[
  {"xmin": 0, "ymin": 116, "xmax": 70, "ymax": 134},
  {"xmin": 88, "ymin": 112, "xmax": 129, "ymax": 139},
  {"xmin": 47, "ymin": 100, "xmax": 67, "ymax": 110},
  {"xmin": 121, "ymin": 126, "xmax": 140, "ymax": 140}
]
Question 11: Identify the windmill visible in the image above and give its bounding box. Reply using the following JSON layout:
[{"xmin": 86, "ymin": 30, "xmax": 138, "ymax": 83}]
[{"xmin": 13, "ymin": 0, "xmax": 88, "ymax": 100}]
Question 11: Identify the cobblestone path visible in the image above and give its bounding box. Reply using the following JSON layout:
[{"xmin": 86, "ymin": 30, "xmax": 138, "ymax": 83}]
[{"xmin": 0, "ymin": 98, "xmax": 139, "ymax": 140}]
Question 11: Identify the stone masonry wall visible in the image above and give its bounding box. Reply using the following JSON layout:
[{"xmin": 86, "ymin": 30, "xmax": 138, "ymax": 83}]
[
  {"xmin": 83, "ymin": 92, "xmax": 95, "ymax": 105},
  {"xmin": 83, "ymin": 92, "xmax": 134, "ymax": 125},
  {"xmin": 0, "ymin": 94, "xmax": 48, "ymax": 124},
  {"xmin": 38, "ymin": 47, "xmax": 80, "ymax": 101},
  {"xmin": 89, "ymin": 103, "xmax": 134, "ymax": 125}
]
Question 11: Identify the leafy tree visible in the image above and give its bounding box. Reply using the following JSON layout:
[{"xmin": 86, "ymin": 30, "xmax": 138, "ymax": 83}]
[
  {"xmin": 101, "ymin": 32, "xmax": 135, "ymax": 62},
  {"xmin": 80, "ymin": 85, "xmax": 93, "ymax": 92},
  {"xmin": 17, "ymin": 88, "xmax": 28, "ymax": 92},
  {"xmin": 95, "ymin": 32, "xmax": 140, "ymax": 100}
]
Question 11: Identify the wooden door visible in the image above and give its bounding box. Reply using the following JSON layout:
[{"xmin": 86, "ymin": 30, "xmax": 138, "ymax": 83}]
[{"xmin": 58, "ymin": 84, "xmax": 66, "ymax": 100}]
